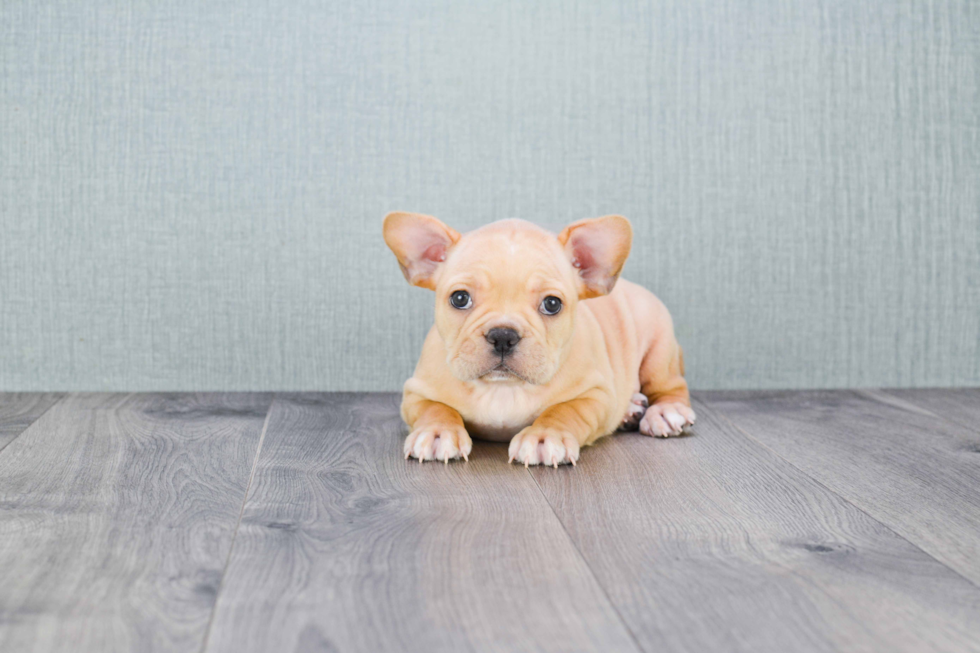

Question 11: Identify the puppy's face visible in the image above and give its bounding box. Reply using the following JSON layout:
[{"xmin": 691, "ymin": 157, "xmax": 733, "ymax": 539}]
[
  {"xmin": 384, "ymin": 214, "xmax": 632, "ymax": 386},
  {"xmin": 432, "ymin": 222, "xmax": 578, "ymax": 384}
]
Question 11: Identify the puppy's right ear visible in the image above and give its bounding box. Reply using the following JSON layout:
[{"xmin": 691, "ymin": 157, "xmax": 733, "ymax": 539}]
[
  {"xmin": 558, "ymin": 215, "xmax": 632, "ymax": 298},
  {"xmin": 383, "ymin": 212, "xmax": 461, "ymax": 290}
]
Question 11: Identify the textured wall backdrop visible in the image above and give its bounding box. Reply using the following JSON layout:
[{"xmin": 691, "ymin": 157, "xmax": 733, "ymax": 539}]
[{"xmin": 1, "ymin": 0, "xmax": 978, "ymax": 391}]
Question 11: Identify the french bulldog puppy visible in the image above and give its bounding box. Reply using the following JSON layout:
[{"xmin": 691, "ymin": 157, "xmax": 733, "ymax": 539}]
[{"xmin": 383, "ymin": 212, "xmax": 694, "ymax": 467}]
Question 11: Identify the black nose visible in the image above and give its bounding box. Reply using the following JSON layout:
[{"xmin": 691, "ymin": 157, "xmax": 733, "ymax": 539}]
[{"xmin": 486, "ymin": 327, "xmax": 521, "ymax": 356}]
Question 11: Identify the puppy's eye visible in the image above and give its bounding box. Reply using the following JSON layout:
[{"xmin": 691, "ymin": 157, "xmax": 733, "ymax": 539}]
[
  {"xmin": 449, "ymin": 290, "xmax": 472, "ymax": 310},
  {"xmin": 540, "ymin": 296, "xmax": 563, "ymax": 315}
]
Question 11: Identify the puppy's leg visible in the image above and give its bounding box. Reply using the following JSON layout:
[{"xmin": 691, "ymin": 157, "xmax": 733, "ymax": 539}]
[
  {"xmin": 402, "ymin": 398, "xmax": 473, "ymax": 463},
  {"xmin": 508, "ymin": 394, "xmax": 608, "ymax": 467},
  {"xmin": 638, "ymin": 340, "xmax": 696, "ymax": 438}
]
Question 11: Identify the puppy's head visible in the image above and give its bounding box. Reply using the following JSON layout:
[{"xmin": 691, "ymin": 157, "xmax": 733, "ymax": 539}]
[{"xmin": 383, "ymin": 213, "xmax": 632, "ymax": 385}]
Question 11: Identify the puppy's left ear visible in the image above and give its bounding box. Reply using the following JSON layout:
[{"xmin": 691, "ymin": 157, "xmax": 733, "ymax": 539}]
[
  {"xmin": 558, "ymin": 215, "xmax": 633, "ymax": 298},
  {"xmin": 383, "ymin": 212, "xmax": 461, "ymax": 290}
]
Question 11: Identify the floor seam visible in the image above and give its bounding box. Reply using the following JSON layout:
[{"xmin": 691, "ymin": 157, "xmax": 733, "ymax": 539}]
[
  {"xmin": 0, "ymin": 393, "xmax": 68, "ymax": 457},
  {"xmin": 199, "ymin": 393, "xmax": 277, "ymax": 653},
  {"xmin": 524, "ymin": 466, "xmax": 648, "ymax": 653},
  {"xmin": 697, "ymin": 392, "xmax": 980, "ymax": 595}
]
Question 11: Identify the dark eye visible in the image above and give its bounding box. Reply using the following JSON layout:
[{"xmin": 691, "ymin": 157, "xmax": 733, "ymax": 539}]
[
  {"xmin": 450, "ymin": 290, "xmax": 472, "ymax": 309},
  {"xmin": 540, "ymin": 296, "xmax": 562, "ymax": 315}
]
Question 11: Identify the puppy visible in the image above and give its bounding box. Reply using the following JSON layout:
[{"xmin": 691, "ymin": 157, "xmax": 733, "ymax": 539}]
[{"xmin": 383, "ymin": 212, "xmax": 694, "ymax": 467}]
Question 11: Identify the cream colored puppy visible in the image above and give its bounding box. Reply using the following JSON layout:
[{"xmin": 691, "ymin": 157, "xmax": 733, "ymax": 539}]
[{"xmin": 383, "ymin": 212, "xmax": 694, "ymax": 467}]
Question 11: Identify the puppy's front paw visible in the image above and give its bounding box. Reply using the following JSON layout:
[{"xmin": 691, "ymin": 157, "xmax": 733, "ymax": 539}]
[
  {"xmin": 639, "ymin": 402, "xmax": 696, "ymax": 437},
  {"xmin": 404, "ymin": 424, "xmax": 472, "ymax": 463},
  {"xmin": 508, "ymin": 426, "xmax": 581, "ymax": 468}
]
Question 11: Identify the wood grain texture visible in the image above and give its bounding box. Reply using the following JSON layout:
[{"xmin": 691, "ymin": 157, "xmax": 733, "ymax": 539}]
[
  {"xmin": 702, "ymin": 389, "xmax": 980, "ymax": 588},
  {"xmin": 0, "ymin": 392, "xmax": 273, "ymax": 653},
  {"xmin": 879, "ymin": 388, "xmax": 980, "ymax": 436},
  {"xmin": 204, "ymin": 393, "xmax": 639, "ymax": 653},
  {"xmin": 0, "ymin": 393, "xmax": 64, "ymax": 452},
  {"xmin": 530, "ymin": 397, "xmax": 980, "ymax": 653}
]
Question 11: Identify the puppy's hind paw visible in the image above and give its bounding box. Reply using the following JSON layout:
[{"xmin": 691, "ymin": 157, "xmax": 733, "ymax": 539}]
[
  {"xmin": 639, "ymin": 402, "xmax": 696, "ymax": 438},
  {"xmin": 404, "ymin": 424, "xmax": 473, "ymax": 463},
  {"xmin": 620, "ymin": 393, "xmax": 649, "ymax": 431}
]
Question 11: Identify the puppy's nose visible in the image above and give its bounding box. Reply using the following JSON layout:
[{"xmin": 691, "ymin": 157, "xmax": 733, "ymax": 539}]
[{"xmin": 486, "ymin": 327, "xmax": 521, "ymax": 356}]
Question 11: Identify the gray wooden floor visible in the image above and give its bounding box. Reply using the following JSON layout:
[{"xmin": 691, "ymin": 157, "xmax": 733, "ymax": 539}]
[{"xmin": 1, "ymin": 390, "xmax": 979, "ymax": 653}]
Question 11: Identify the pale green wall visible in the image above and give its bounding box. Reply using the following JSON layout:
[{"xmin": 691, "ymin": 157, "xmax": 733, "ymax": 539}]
[{"xmin": 2, "ymin": 0, "xmax": 978, "ymax": 391}]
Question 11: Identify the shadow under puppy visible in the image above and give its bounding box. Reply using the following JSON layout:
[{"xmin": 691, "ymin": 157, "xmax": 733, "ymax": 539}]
[{"xmin": 383, "ymin": 212, "xmax": 694, "ymax": 467}]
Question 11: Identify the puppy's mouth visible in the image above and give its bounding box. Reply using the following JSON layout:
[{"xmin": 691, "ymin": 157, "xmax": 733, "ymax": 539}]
[{"xmin": 480, "ymin": 362, "xmax": 527, "ymax": 383}]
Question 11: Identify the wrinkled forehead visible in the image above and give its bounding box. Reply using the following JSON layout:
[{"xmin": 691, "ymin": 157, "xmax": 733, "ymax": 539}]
[{"xmin": 442, "ymin": 223, "xmax": 574, "ymax": 291}]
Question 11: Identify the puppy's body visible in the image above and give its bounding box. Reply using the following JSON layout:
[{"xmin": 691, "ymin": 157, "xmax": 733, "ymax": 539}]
[
  {"xmin": 385, "ymin": 215, "xmax": 693, "ymax": 466},
  {"xmin": 406, "ymin": 278, "xmax": 684, "ymax": 443}
]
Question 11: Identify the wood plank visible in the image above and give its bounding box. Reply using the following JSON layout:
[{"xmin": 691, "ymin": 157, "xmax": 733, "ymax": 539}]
[
  {"xmin": 878, "ymin": 388, "xmax": 980, "ymax": 436},
  {"xmin": 0, "ymin": 393, "xmax": 64, "ymax": 452},
  {"xmin": 530, "ymin": 397, "xmax": 980, "ymax": 653},
  {"xmin": 205, "ymin": 393, "xmax": 640, "ymax": 653},
  {"xmin": 0, "ymin": 392, "xmax": 273, "ymax": 653},
  {"xmin": 703, "ymin": 389, "xmax": 980, "ymax": 588}
]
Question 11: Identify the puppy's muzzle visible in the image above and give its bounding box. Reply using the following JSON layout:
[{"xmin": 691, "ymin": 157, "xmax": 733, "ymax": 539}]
[{"xmin": 486, "ymin": 327, "xmax": 521, "ymax": 357}]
